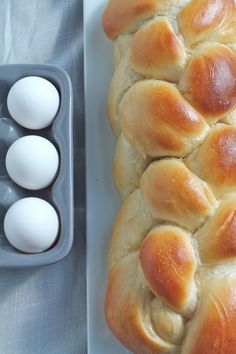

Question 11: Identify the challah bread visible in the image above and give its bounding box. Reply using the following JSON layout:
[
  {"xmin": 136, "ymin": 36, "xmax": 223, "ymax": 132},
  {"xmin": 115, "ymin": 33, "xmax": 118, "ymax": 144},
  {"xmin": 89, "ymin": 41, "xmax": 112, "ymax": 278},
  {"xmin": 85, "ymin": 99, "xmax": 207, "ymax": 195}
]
[
  {"xmin": 102, "ymin": 0, "xmax": 236, "ymax": 353},
  {"xmin": 103, "ymin": 0, "xmax": 236, "ymax": 201},
  {"xmin": 105, "ymin": 160, "xmax": 236, "ymax": 353}
]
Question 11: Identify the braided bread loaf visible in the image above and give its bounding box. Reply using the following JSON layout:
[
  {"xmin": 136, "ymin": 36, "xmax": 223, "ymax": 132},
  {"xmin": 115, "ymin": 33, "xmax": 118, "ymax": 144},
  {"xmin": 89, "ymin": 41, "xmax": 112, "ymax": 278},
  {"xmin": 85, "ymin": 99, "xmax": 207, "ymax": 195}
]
[{"xmin": 102, "ymin": 1, "xmax": 236, "ymax": 353}]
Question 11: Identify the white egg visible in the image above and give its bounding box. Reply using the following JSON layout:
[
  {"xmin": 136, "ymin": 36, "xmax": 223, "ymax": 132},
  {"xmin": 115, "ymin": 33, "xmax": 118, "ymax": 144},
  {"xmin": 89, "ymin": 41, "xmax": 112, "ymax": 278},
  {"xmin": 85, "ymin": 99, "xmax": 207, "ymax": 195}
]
[
  {"xmin": 6, "ymin": 135, "xmax": 59, "ymax": 190},
  {"xmin": 7, "ymin": 76, "xmax": 60, "ymax": 129},
  {"xmin": 4, "ymin": 197, "xmax": 59, "ymax": 253}
]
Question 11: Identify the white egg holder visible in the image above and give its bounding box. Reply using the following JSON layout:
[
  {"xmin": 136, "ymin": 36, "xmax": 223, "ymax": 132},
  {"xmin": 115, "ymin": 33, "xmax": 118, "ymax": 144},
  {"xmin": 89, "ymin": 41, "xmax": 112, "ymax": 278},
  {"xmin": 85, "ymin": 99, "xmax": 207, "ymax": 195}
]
[{"xmin": 0, "ymin": 64, "xmax": 73, "ymax": 268}]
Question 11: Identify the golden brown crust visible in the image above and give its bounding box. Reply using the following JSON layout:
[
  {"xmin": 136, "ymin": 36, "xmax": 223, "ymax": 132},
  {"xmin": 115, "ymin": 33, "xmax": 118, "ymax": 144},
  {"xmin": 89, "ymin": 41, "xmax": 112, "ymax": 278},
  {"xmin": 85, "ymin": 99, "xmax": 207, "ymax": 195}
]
[
  {"xmin": 102, "ymin": 0, "xmax": 159, "ymax": 40},
  {"xmin": 178, "ymin": 0, "xmax": 236, "ymax": 47},
  {"xmin": 108, "ymin": 189, "xmax": 155, "ymax": 269},
  {"xmin": 105, "ymin": 254, "xmax": 176, "ymax": 354},
  {"xmin": 179, "ymin": 43, "xmax": 236, "ymax": 120},
  {"xmin": 140, "ymin": 159, "xmax": 216, "ymax": 230},
  {"xmin": 129, "ymin": 18, "xmax": 186, "ymax": 82},
  {"xmin": 197, "ymin": 198, "xmax": 236, "ymax": 264},
  {"xmin": 186, "ymin": 125, "xmax": 236, "ymax": 197},
  {"xmin": 120, "ymin": 80, "xmax": 208, "ymax": 158},
  {"xmin": 140, "ymin": 226, "xmax": 197, "ymax": 313},
  {"xmin": 182, "ymin": 276, "xmax": 236, "ymax": 354},
  {"xmin": 103, "ymin": 1, "xmax": 236, "ymax": 353}
]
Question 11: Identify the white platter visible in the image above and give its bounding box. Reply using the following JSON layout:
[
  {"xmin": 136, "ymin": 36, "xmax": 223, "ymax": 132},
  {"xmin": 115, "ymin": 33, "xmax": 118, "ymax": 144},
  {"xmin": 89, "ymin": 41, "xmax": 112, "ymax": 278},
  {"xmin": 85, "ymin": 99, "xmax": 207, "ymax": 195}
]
[{"xmin": 84, "ymin": 1, "xmax": 130, "ymax": 353}]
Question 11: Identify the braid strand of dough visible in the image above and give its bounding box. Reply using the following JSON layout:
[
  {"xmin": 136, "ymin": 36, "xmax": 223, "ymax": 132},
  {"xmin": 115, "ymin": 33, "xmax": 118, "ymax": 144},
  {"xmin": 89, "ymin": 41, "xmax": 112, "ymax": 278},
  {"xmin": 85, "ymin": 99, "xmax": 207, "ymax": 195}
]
[{"xmin": 102, "ymin": 1, "xmax": 236, "ymax": 353}]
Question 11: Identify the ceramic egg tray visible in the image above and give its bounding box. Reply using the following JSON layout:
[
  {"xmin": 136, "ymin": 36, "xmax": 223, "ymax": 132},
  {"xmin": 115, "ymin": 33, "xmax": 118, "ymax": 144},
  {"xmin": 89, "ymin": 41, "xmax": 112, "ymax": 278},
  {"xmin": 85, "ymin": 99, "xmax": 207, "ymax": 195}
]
[{"xmin": 0, "ymin": 64, "xmax": 73, "ymax": 268}]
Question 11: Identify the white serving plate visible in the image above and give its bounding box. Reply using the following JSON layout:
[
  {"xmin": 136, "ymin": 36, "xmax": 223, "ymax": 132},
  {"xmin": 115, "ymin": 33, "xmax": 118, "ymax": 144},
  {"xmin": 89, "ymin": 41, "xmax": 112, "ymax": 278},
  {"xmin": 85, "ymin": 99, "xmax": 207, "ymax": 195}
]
[{"xmin": 84, "ymin": 0, "xmax": 130, "ymax": 353}]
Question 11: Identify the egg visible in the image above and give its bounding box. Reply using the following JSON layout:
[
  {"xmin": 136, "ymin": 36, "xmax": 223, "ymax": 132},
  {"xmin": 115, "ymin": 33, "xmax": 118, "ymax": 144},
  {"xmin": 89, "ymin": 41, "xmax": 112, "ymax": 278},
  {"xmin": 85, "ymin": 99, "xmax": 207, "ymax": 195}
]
[
  {"xmin": 7, "ymin": 76, "xmax": 60, "ymax": 129},
  {"xmin": 4, "ymin": 197, "xmax": 59, "ymax": 253},
  {"xmin": 6, "ymin": 135, "xmax": 59, "ymax": 190}
]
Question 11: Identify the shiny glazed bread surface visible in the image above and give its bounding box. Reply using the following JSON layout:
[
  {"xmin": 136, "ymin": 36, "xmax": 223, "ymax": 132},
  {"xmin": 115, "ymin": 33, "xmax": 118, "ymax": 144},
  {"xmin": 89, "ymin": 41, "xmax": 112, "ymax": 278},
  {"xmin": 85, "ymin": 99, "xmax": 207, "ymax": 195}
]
[{"xmin": 102, "ymin": 1, "xmax": 236, "ymax": 353}]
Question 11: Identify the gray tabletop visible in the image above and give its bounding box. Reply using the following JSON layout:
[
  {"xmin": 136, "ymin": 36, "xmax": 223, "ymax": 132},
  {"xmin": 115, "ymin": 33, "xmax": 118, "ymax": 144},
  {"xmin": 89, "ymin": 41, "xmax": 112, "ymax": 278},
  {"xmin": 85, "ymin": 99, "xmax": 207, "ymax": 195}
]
[{"xmin": 0, "ymin": 1, "xmax": 86, "ymax": 353}]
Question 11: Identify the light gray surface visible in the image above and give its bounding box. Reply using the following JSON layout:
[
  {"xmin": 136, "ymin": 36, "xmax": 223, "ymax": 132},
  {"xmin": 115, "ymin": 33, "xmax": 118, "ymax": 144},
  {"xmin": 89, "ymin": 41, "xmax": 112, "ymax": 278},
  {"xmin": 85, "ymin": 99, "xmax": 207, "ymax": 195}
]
[
  {"xmin": 84, "ymin": 1, "xmax": 129, "ymax": 353},
  {"xmin": 0, "ymin": 0, "xmax": 86, "ymax": 353}
]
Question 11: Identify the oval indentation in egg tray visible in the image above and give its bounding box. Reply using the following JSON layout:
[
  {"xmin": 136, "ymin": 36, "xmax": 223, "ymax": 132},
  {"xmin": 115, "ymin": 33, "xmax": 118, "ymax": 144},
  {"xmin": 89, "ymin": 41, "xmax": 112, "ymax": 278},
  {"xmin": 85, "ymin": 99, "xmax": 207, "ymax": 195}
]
[{"xmin": 0, "ymin": 64, "xmax": 73, "ymax": 268}]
